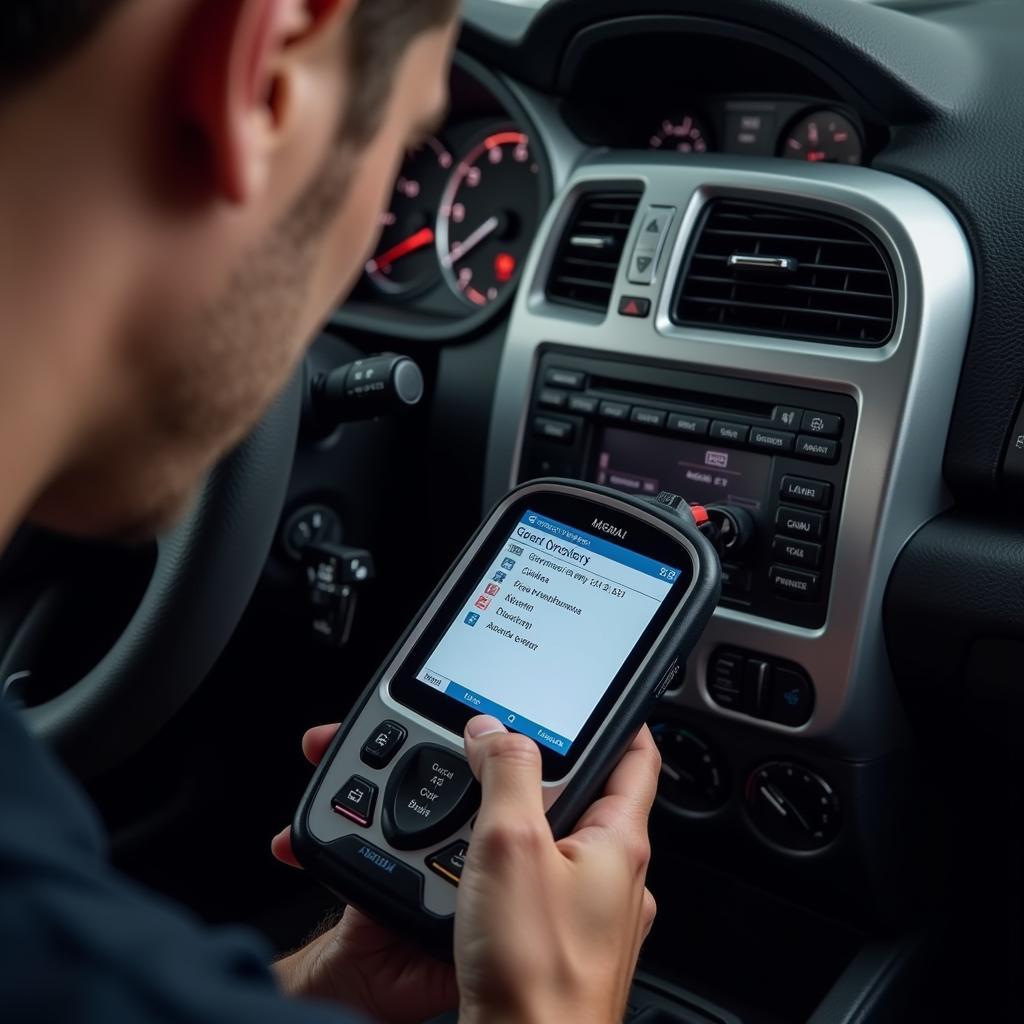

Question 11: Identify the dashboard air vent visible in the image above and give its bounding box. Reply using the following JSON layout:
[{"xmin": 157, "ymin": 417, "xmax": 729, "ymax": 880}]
[
  {"xmin": 675, "ymin": 199, "xmax": 896, "ymax": 345},
  {"xmin": 546, "ymin": 191, "xmax": 642, "ymax": 312}
]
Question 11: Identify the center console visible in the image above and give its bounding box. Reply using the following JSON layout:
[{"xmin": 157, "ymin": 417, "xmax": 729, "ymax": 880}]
[{"xmin": 481, "ymin": 133, "xmax": 972, "ymax": 1022}]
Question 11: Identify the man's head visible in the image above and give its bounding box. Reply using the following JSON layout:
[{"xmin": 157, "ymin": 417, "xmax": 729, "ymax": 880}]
[{"xmin": 1, "ymin": 0, "xmax": 458, "ymax": 539}]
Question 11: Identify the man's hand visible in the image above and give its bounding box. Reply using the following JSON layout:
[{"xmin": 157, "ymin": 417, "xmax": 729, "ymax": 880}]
[
  {"xmin": 271, "ymin": 724, "xmax": 458, "ymax": 1024},
  {"xmin": 455, "ymin": 716, "xmax": 660, "ymax": 1024},
  {"xmin": 272, "ymin": 716, "xmax": 660, "ymax": 1024}
]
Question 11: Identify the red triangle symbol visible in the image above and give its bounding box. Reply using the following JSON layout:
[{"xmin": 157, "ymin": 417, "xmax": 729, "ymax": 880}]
[{"xmin": 624, "ymin": 300, "xmax": 639, "ymax": 315}]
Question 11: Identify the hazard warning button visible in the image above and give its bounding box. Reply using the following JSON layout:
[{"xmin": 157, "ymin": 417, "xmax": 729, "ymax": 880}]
[{"xmin": 618, "ymin": 295, "xmax": 652, "ymax": 318}]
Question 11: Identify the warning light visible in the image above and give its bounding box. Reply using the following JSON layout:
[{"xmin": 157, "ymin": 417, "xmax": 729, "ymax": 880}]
[{"xmin": 494, "ymin": 252, "xmax": 517, "ymax": 283}]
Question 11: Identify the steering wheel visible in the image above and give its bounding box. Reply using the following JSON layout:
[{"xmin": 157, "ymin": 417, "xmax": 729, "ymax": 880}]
[{"xmin": 11, "ymin": 372, "xmax": 303, "ymax": 780}]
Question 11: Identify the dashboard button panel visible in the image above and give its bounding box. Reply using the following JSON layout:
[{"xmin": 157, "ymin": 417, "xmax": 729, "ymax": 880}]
[
  {"xmin": 708, "ymin": 648, "xmax": 815, "ymax": 727},
  {"xmin": 521, "ymin": 352, "xmax": 856, "ymax": 629}
]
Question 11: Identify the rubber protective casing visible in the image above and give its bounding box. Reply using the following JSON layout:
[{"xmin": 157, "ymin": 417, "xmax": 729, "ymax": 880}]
[{"xmin": 291, "ymin": 479, "xmax": 721, "ymax": 952}]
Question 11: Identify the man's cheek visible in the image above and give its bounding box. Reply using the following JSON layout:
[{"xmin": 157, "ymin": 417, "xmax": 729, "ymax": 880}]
[{"xmin": 313, "ymin": 168, "xmax": 396, "ymax": 312}]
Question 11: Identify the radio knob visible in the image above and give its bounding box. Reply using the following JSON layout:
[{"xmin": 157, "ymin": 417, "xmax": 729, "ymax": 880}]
[{"xmin": 705, "ymin": 505, "xmax": 756, "ymax": 556}]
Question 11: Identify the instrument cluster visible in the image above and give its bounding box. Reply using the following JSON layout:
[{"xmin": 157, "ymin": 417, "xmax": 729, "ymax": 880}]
[{"xmin": 571, "ymin": 96, "xmax": 869, "ymax": 166}]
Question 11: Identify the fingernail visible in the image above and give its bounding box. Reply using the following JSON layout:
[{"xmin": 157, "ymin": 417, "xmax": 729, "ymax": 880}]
[{"xmin": 465, "ymin": 715, "xmax": 507, "ymax": 739}]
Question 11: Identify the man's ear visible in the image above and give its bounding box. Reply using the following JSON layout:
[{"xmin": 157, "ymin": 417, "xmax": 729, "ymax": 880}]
[{"xmin": 181, "ymin": 0, "xmax": 354, "ymax": 204}]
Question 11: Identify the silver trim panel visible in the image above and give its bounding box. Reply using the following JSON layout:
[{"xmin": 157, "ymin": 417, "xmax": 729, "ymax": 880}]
[{"xmin": 484, "ymin": 151, "xmax": 975, "ymax": 757}]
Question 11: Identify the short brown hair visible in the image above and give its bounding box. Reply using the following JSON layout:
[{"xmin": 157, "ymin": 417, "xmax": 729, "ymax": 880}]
[{"xmin": 1, "ymin": 0, "xmax": 459, "ymax": 134}]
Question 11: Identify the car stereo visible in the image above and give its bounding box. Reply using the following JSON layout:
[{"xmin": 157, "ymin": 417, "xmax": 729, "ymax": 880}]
[{"xmin": 519, "ymin": 351, "xmax": 857, "ymax": 628}]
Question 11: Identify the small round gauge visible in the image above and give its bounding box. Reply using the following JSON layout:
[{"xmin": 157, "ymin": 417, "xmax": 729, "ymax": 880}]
[
  {"xmin": 651, "ymin": 722, "xmax": 729, "ymax": 815},
  {"xmin": 365, "ymin": 136, "xmax": 453, "ymax": 297},
  {"xmin": 649, "ymin": 113, "xmax": 713, "ymax": 154},
  {"xmin": 781, "ymin": 111, "xmax": 863, "ymax": 165},
  {"xmin": 436, "ymin": 127, "xmax": 543, "ymax": 308}
]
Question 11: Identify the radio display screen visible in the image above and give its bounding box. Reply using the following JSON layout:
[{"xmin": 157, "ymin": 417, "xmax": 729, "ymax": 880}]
[{"xmin": 593, "ymin": 427, "xmax": 772, "ymax": 511}]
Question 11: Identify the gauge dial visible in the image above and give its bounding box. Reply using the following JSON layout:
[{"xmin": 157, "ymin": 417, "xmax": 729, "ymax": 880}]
[
  {"xmin": 365, "ymin": 136, "xmax": 453, "ymax": 297},
  {"xmin": 436, "ymin": 128, "xmax": 542, "ymax": 308},
  {"xmin": 651, "ymin": 722, "xmax": 729, "ymax": 814},
  {"xmin": 649, "ymin": 113, "xmax": 713, "ymax": 154},
  {"xmin": 781, "ymin": 111, "xmax": 863, "ymax": 165}
]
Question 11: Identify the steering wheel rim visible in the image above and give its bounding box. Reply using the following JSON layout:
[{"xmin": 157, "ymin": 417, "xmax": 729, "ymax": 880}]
[{"xmin": 22, "ymin": 371, "xmax": 303, "ymax": 780}]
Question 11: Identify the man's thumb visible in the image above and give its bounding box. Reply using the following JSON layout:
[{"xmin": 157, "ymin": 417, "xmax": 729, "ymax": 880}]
[{"xmin": 464, "ymin": 716, "xmax": 546, "ymax": 826}]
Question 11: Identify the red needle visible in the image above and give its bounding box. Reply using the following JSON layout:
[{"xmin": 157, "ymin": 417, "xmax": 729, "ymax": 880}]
[{"xmin": 370, "ymin": 227, "xmax": 435, "ymax": 272}]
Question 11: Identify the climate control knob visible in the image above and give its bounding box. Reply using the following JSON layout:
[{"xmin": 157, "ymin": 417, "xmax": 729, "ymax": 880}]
[
  {"xmin": 651, "ymin": 722, "xmax": 729, "ymax": 814},
  {"xmin": 745, "ymin": 761, "xmax": 841, "ymax": 851}
]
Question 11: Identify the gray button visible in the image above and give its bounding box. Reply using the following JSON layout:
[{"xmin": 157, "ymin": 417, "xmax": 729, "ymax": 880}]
[
  {"xmin": 635, "ymin": 206, "xmax": 676, "ymax": 253},
  {"xmin": 628, "ymin": 251, "xmax": 657, "ymax": 286}
]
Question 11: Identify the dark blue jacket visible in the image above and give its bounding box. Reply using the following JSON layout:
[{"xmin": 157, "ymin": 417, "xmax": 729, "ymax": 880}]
[{"xmin": 0, "ymin": 699, "xmax": 359, "ymax": 1023}]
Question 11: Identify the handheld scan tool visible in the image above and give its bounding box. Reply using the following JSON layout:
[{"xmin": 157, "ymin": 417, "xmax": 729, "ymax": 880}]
[{"xmin": 292, "ymin": 479, "xmax": 721, "ymax": 949}]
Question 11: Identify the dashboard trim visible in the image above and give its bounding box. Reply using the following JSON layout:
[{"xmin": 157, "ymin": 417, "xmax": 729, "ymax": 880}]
[{"xmin": 484, "ymin": 150, "xmax": 974, "ymax": 757}]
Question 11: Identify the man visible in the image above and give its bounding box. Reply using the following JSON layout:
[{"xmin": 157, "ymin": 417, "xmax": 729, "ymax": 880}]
[{"xmin": 0, "ymin": 2, "xmax": 660, "ymax": 1023}]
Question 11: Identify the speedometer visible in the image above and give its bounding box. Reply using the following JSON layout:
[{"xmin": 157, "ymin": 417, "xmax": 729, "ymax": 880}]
[
  {"xmin": 366, "ymin": 136, "xmax": 452, "ymax": 297},
  {"xmin": 436, "ymin": 127, "xmax": 542, "ymax": 308}
]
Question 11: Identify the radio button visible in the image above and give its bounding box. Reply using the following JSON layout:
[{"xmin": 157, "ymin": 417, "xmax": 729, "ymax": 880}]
[
  {"xmin": 771, "ymin": 536, "xmax": 822, "ymax": 569},
  {"xmin": 775, "ymin": 506, "xmax": 826, "ymax": 539},
  {"xmin": 796, "ymin": 435, "xmax": 840, "ymax": 463},
  {"xmin": 772, "ymin": 406, "xmax": 804, "ymax": 429},
  {"xmin": 750, "ymin": 427, "xmax": 795, "ymax": 453},
  {"xmin": 667, "ymin": 413, "xmax": 710, "ymax": 438},
  {"xmin": 533, "ymin": 417, "xmax": 574, "ymax": 443},
  {"xmin": 710, "ymin": 420, "xmax": 750, "ymax": 445},
  {"xmin": 769, "ymin": 565, "xmax": 821, "ymax": 601},
  {"xmin": 780, "ymin": 476, "xmax": 832, "ymax": 508},
  {"xmin": 538, "ymin": 388, "xmax": 568, "ymax": 410},
  {"xmin": 567, "ymin": 394, "xmax": 599, "ymax": 416},
  {"xmin": 545, "ymin": 368, "xmax": 585, "ymax": 390},
  {"xmin": 631, "ymin": 407, "xmax": 668, "ymax": 429},
  {"xmin": 801, "ymin": 411, "xmax": 843, "ymax": 437},
  {"xmin": 599, "ymin": 401, "xmax": 632, "ymax": 422}
]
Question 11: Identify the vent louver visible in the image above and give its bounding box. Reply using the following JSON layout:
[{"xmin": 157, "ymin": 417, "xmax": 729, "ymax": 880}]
[
  {"xmin": 546, "ymin": 191, "xmax": 642, "ymax": 312},
  {"xmin": 674, "ymin": 199, "xmax": 896, "ymax": 345}
]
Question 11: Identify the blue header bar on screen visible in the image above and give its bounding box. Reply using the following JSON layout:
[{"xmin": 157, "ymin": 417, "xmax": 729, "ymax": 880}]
[{"xmin": 517, "ymin": 510, "xmax": 683, "ymax": 583}]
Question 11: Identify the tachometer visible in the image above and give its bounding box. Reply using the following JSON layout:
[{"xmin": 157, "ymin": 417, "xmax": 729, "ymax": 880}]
[
  {"xmin": 366, "ymin": 136, "xmax": 452, "ymax": 297},
  {"xmin": 649, "ymin": 113, "xmax": 713, "ymax": 154},
  {"xmin": 436, "ymin": 127, "xmax": 542, "ymax": 308},
  {"xmin": 781, "ymin": 111, "xmax": 863, "ymax": 165}
]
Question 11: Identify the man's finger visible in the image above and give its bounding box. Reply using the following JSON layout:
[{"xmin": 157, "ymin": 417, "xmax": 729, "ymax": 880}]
[
  {"xmin": 463, "ymin": 716, "xmax": 547, "ymax": 840},
  {"xmin": 301, "ymin": 724, "xmax": 340, "ymax": 766},
  {"xmin": 567, "ymin": 727, "xmax": 660, "ymax": 839},
  {"xmin": 271, "ymin": 827, "xmax": 302, "ymax": 869}
]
